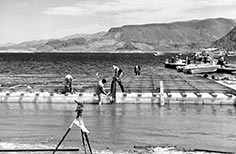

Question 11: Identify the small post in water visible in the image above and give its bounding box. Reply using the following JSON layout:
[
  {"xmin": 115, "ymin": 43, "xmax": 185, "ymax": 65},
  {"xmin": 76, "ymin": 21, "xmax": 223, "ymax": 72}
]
[
  {"xmin": 160, "ymin": 81, "xmax": 165, "ymax": 106},
  {"xmin": 111, "ymin": 77, "xmax": 116, "ymax": 103}
]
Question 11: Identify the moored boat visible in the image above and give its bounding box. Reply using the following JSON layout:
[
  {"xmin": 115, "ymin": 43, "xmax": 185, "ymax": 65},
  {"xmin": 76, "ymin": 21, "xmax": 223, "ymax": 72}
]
[
  {"xmin": 164, "ymin": 54, "xmax": 189, "ymax": 69},
  {"xmin": 216, "ymin": 64, "xmax": 236, "ymax": 74},
  {"xmin": 153, "ymin": 52, "xmax": 163, "ymax": 56},
  {"xmin": 226, "ymin": 51, "xmax": 236, "ymax": 57},
  {"xmin": 203, "ymin": 48, "xmax": 226, "ymax": 59},
  {"xmin": 193, "ymin": 48, "xmax": 226, "ymax": 62},
  {"xmin": 183, "ymin": 63, "xmax": 220, "ymax": 74},
  {"xmin": 164, "ymin": 60, "xmax": 187, "ymax": 69}
]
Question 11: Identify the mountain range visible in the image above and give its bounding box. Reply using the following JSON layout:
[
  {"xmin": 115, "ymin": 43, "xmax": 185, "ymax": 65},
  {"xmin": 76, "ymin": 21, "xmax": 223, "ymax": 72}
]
[{"xmin": 1, "ymin": 18, "xmax": 236, "ymax": 53}]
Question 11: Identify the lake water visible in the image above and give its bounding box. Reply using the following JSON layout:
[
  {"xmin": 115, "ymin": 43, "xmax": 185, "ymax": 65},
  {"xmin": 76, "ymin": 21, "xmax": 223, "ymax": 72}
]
[
  {"xmin": 0, "ymin": 52, "xmax": 235, "ymax": 76},
  {"xmin": 0, "ymin": 53, "xmax": 166, "ymax": 75},
  {"xmin": 0, "ymin": 53, "xmax": 236, "ymax": 153},
  {"xmin": 0, "ymin": 103, "xmax": 236, "ymax": 154}
]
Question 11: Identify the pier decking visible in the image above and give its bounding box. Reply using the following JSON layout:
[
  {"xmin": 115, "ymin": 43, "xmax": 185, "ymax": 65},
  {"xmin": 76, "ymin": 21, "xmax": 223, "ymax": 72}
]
[
  {"xmin": 121, "ymin": 74, "xmax": 235, "ymax": 93},
  {"xmin": 0, "ymin": 73, "xmax": 236, "ymax": 105}
]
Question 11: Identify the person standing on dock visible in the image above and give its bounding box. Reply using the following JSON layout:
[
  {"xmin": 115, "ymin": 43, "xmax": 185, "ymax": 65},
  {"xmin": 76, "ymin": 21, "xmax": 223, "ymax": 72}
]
[
  {"xmin": 64, "ymin": 74, "xmax": 73, "ymax": 93},
  {"xmin": 203, "ymin": 54, "xmax": 211, "ymax": 63},
  {"xmin": 110, "ymin": 65, "xmax": 125, "ymax": 94},
  {"xmin": 217, "ymin": 56, "xmax": 227, "ymax": 67},
  {"xmin": 95, "ymin": 79, "xmax": 109, "ymax": 106},
  {"xmin": 134, "ymin": 65, "xmax": 141, "ymax": 75}
]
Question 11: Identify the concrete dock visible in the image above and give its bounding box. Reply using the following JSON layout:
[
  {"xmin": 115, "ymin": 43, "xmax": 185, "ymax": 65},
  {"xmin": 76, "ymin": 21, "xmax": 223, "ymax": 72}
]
[{"xmin": 0, "ymin": 73, "xmax": 236, "ymax": 105}]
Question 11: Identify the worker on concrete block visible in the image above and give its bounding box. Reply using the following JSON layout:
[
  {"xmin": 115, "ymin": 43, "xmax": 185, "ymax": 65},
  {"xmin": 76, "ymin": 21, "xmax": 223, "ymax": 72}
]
[
  {"xmin": 64, "ymin": 74, "xmax": 73, "ymax": 93},
  {"xmin": 95, "ymin": 79, "xmax": 109, "ymax": 106}
]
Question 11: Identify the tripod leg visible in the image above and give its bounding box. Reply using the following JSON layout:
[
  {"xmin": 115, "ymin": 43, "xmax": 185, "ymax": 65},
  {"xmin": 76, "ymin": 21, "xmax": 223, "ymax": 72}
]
[
  {"xmin": 81, "ymin": 130, "xmax": 87, "ymax": 154},
  {"xmin": 84, "ymin": 132, "xmax": 93, "ymax": 154},
  {"xmin": 52, "ymin": 120, "xmax": 74, "ymax": 154}
]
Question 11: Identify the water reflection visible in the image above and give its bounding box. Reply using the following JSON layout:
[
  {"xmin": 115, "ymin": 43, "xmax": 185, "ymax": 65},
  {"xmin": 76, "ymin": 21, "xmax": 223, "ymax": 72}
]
[
  {"xmin": 165, "ymin": 103, "xmax": 171, "ymax": 111},
  {"xmin": 1, "ymin": 103, "xmax": 236, "ymax": 152},
  {"xmin": 227, "ymin": 109, "xmax": 234, "ymax": 116},
  {"xmin": 179, "ymin": 103, "xmax": 186, "ymax": 114},
  {"xmin": 33, "ymin": 103, "xmax": 39, "ymax": 114},
  {"xmin": 109, "ymin": 105, "xmax": 124, "ymax": 145},
  {"xmin": 18, "ymin": 102, "xmax": 24, "ymax": 110},
  {"xmin": 3, "ymin": 103, "xmax": 10, "ymax": 114},
  {"xmin": 211, "ymin": 105, "xmax": 217, "ymax": 115},
  {"xmin": 159, "ymin": 106, "xmax": 165, "ymax": 117},
  {"xmin": 47, "ymin": 102, "xmax": 53, "ymax": 111},
  {"xmin": 18, "ymin": 102, "xmax": 24, "ymax": 115},
  {"xmin": 135, "ymin": 104, "xmax": 142, "ymax": 116},
  {"xmin": 63, "ymin": 109, "xmax": 74, "ymax": 125},
  {"xmin": 194, "ymin": 104, "xmax": 204, "ymax": 115},
  {"xmin": 3, "ymin": 102, "xmax": 235, "ymax": 117},
  {"xmin": 234, "ymin": 106, "xmax": 236, "ymax": 114},
  {"xmin": 150, "ymin": 103, "xmax": 160, "ymax": 117}
]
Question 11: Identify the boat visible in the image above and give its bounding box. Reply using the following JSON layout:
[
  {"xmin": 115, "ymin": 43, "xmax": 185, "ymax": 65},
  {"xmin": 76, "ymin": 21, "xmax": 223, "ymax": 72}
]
[
  {"xmin": 164, "ymin": 54, "xmax": 189, "ymax": 69},
  {"xmin": 226, "ymin": 51, "xmax": 236, "ymax": 57},
  {"xmin": 202, "ymin": 48, "xmax": 226, "ymax": 59},
  {"xmin": 164, "ymin": 59, "xmax": 187, "ymax": 69},
  {"xmin": 181, "ymin": 48, "xmax": 227, "ymax": 74},
  {"xmin": 193, "ymin": 48, "xmax": 226, "ymax": 62},
  {"xmin": 182, "ymin": 63, "xmax": 220, "ymax": 74},
  {"xmin": 153, "ymin": 52, "xmax": 163, "ymax": 56},
  {"xmin": 216, "ymin": 64, "xmax": 236, "ymax": 74}
]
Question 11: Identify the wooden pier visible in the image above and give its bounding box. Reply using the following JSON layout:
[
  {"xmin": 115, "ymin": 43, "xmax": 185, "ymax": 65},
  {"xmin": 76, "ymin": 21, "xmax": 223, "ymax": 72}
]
[{"xmin": 0, "ymin": 73, "xmax": 236, "ymax": 105}]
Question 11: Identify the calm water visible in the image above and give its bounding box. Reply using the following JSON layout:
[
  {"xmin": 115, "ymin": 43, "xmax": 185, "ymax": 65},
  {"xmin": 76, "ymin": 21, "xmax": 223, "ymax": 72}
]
[
  {"xmin": 0, "ymin": 103, "xmax": 236, "ymax": 153},
  {"xmin": 0, "ymin": 53, "xmax": 236, "ymax": 153},
  {"xmin": 0, "ymin": 53, "xmax": 167, "ymax": 75},
  {"xmin": 0, "ymin": 52, "xmax": 235, "ymax": 75}
]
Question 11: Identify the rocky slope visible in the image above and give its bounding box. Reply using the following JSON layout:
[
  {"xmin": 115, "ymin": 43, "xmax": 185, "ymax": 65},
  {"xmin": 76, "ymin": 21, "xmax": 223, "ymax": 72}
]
[
  {"xmin": 212, "ymin": 26, "xmax": 236, "ymax": 51},
  {"xmin": 1, "ymin": 18, "xmax": 236, "ymax": 52}
]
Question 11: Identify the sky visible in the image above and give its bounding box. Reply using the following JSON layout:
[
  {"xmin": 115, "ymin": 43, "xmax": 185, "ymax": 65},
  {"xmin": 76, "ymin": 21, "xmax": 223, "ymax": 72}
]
[{"xmin": 0, "ymin": 0, "xmax": 236, "ymax": 44}]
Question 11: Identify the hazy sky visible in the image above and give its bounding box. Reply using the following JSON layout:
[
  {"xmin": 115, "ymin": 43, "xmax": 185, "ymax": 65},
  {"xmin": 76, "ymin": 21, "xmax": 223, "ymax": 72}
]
[{"xmin": 0, "ymin": 0, "xmax": 236, "ymax": 44}]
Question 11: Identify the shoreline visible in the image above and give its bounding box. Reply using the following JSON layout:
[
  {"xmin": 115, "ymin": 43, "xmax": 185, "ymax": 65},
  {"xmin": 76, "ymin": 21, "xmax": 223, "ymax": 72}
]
[{"xmin": 0, "ymin": 50, "xmax": 193, "ymax": 54}]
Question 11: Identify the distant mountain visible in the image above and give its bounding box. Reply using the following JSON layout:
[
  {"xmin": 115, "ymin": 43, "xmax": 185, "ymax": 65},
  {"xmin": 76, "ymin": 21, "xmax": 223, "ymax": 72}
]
[
  {"xmin": 0, "ymin": 43, "xmax": 14, "ymax": 47},
  {"xmin": 105, "ymin": 18, "xmax": 236, "ymax": 51},
  {"xmin": 61, "ymin": 32, "xmax": 106, "ymax": 40},
  {"xmin": 1, "ymin": 18, "xmax": 236, "ymax": 52},
  {"xmin": 212, "ymin": 26, "xmax": 236, "ymax": 51}
]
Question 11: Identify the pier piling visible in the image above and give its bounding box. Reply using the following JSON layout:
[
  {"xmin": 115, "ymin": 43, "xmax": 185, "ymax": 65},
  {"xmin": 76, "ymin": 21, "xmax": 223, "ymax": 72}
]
[{"xmin": 160, "ymin": 81, "xmax": 165, "ymax": 106}]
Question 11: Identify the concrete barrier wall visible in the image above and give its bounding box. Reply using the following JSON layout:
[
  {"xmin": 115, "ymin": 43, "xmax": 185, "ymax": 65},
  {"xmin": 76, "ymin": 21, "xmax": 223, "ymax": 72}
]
[{"xmin": 0, "ymin": 91, "xmax": 235, "ymax": 105}]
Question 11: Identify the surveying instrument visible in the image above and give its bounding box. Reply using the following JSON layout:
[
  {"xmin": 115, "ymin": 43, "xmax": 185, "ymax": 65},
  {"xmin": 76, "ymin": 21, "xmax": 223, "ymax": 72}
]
[{"xmin": 52, "ymin": 100, "xmax": 92, "ymax": 154}]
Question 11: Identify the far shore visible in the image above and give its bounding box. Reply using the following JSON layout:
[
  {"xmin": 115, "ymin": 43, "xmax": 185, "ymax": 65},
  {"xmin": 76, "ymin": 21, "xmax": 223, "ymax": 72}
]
[{"xmin": 0, "ymin": 50, "xmax": 196, "ymax": 54}]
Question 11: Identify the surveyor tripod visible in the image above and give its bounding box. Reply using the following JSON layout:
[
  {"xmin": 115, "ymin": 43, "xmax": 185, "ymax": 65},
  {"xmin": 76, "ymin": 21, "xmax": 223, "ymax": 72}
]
[{"xmin": 52, "ymin": 100, "xmax": 92, "ymax": 154}]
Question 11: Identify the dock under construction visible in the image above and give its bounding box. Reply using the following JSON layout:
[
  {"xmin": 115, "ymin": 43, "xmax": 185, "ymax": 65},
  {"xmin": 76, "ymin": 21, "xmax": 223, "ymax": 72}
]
[{"xmin": 0, "ymin": 73, "xmax": 236, "ymax": 105}]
